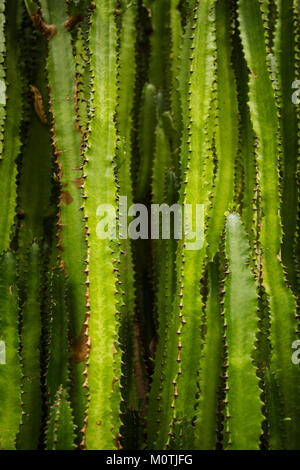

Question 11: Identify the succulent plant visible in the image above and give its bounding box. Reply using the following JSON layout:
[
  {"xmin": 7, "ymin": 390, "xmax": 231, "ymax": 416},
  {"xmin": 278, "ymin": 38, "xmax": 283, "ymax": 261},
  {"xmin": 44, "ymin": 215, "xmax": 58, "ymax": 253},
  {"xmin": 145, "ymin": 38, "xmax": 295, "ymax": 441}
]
[{"xmin": 0, "ymin": 0, "xmax": 299, "ymax": 450}]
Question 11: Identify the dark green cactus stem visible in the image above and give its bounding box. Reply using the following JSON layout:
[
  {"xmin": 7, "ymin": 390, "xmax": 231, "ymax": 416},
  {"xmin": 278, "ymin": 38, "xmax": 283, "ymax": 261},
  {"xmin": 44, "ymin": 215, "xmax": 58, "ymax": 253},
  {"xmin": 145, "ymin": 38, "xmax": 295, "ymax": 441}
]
[
  {"xmin": 170, "ymin": 0, "xmax": 182, "ymax": 155},
  {"xmin": 24, "ymin": 0, "xmax": 38, "ymax": 16},
  {"xmin": 146, "ymin": 0, "xmax": 171, "ymax": 109},
  {"xmin": 17, "ymin": 243, "xmax": 42, "ymax": 450},
  {"xmin": 274, "ymin": 0, "xmax": 299, "ymax": 292},
  {"xmin": 116, "ymin": 0, "xmax": 140, "ymax": 445},
  {"xmin": 147, "ymin": 120, "xmax": 176, "ymax": 448},
  {"xmin": 194, "ymin": 258, "xmax": 223, "ymax": 450},
  {"xmin": 73, "ymin": 25, "xmax": 91, "ymax": 135},
  {"xmin": 83, "ymin": 0, "xmax": 122, "ymax": 450},
  {"xmin": 17, "ymin": 17, "xmax": 53, "ymax": 267},
  {"xmin": 0, "ymin": 251, "xmax": 22, "ymax": 449},
  {"xmin": 264, "ymin": 365, "xmax": 284, "ymax": 449},
  {"xmin": 135, "ymin": 83, "xmax": 157, "ymax": 202},
  {"xmin": 173, "ymin": 0, "xmax": 216, "ymax": 413},
  {"xmin": 156, "ymin": 0, "xmax": 217, "ymax": 447},
  {"xmin": 207, "ymin": 0, "xmax": 239, "ymax": 261},
  {"xmin": 151, "ymin": 118, "xmax": 173, "ymax": 278},
  {"xmin": 238, "ymin": 0, "xmax": 300, "ymax": 449},
  {"xmin": 0, "ymin": 0, "xmax": 6, "ymax": 159},
  {"xmin": 177, "ymin": 19, "xmax": 193, "ymax": 159},
  {"xmin": 231, "ymin": 8, "xmax": 257, "ymax": 250},
  {"xmin": 0, "ymin": 0, "xmax": 23, "ymax": 254},
  {"xmin": 39, "ymin": 0, "xmax": 88, "ymax": 443},
  {"xmin": 223, "ymin": 213, "xmax": 263, "ymax": 450},
  {"xmin": 45, "ymin": 387, "xmax": 76, "ymax": 450},
  {"xmin": 45, "ymin": 268, "xmax": 71, "ymax": 407},
  {"xmin": 71, "ymin": 0, "xmax": 91, "ymax": 135}
]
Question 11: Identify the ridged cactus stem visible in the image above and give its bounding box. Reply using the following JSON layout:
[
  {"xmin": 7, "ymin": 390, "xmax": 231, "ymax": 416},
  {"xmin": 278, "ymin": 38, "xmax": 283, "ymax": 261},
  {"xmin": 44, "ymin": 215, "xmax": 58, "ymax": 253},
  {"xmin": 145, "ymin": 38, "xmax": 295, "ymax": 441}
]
[
  {"xmin": 83, "ymin": 0, "xmax": 122, "ymax": 450},
  {"xmin": 274, "ymin": 0, "xmax": 299, "ymax": 293},
  {"xmin": 194, "ymin": 258, "xmax": 223, "ymax": 449},
  {"xmin": 223, "ymin": 213, "xmax": 263, "ymax": 450},
  {"xmin": 0, "ymin": 0, "xmax": 6, "ymax": 160},
  {"xmin": 17, "ymin": 15, "xmax": 53, "ymax": 267},
  {"xmin": 160, "ymin": 0, "xmax": 217, "ymax": 446},
  {"xmin": 39, "ymin": 0, "xmax": 88, "ymax": 443},
  {"xmin": 206, "ymin": 0, "xmax": 239, "ymax": 261},
  {"xmin": 45, "ymin": 387, "xmax": 76, "ymax": 450},
  {"xmin": 238, "ymin": 0, "xmax": 300, "ymax": 449},
  {"xmin": 147, "ymin": 121, "xmax": 176, "ymax": 448},
  {"xmin": 17, "ymin": 243, "xmax": 42, "ymax": 450},
  {"xmin": 0, "ymin": 251, "xmax": 22, "ymax": 449},
  {"xmin": 116, "ymin": 0, "xmax": 140, "ymax": 446},
  {"xmin": 0, "ymin": 0, "xmax": 23, "ymax": 254}
]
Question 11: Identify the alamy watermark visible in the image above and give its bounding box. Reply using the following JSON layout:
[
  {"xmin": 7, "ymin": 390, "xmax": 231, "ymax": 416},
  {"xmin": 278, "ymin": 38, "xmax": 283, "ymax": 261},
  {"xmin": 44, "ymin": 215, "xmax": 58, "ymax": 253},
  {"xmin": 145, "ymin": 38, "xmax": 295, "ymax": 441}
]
[
  {"xmin": 96, "ymin": 196, "xmax": 204, "ymax": 250},
  {"xmin": 292, "ymin": 340, "xmax": 300, "ymax": 365},
  {"xmin": 292, "ymin": 80, "xmax": 300, "ymax": 104},
  {"xmin": 0, "ymin": 340, "xmax": 5, "ymax": 364}
]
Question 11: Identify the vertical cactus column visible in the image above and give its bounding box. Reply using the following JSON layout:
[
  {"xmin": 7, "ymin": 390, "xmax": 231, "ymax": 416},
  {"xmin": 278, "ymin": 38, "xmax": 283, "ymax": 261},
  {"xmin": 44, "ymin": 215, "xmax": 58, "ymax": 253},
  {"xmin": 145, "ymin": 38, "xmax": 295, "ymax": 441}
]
[
  {"xmin": 191, "ymin": 1, "xmax": 238, "ymax": 448},
  {"xmin": 171, "ymin": 0, "xmax": 216, "ymax": 440},
  {"xmin": 116, "ymin": 0, "xmax": 140, "ymax": 446},
  {"xmin": 17, "ymin": 243, "xmax": 42, "ymax": 450},
  {"xmin": 207, "ymin": 0, "xmax": 238, "ymax": 261},
  {"xmin": 0, "ymin": 0, "xmax": 22, "ymax": 253},
  {"xmin": 39, "ymin": 0, "xmax": 88, "ymax": 443},
  {"xmin": 238, "ymin": 0, "xmax": 300, "ymax": 449},
  {"xmin": 194, "ymin": 259, "xmax": 223, "ymax": 449},
  {"xmin": 149, "ymin": 0, "xmax": 217, "ymax": 449},
  {"xmin": 274, "ymin": 0, "xmax": 299, "ymax": 292},
  {"xmin": 83, "ymin": 0, "xmax": 121, "ymax": 450},
  {"xmin": 0, "ymin": 0, "xmax": 6, "ymax": 160},
  {"xmin": 223, "ymin": 213, "xmax": 263, "ymax": 450},
  {"xmin": 17, "ymin": 14, "xmax": 53, "ymax": 262},
  {"xmin": 0, "ymin": 252, "xmax": 22, "ymax": 449},
  {"xmin": 43, "ymin": 266, "xmax": 76, "ymax": 451}
]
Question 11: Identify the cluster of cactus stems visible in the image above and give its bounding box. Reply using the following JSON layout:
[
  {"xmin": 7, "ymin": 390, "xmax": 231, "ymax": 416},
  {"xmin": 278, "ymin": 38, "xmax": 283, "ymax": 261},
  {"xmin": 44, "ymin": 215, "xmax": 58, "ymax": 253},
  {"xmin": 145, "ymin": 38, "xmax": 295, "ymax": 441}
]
[{"xmin": 0, "ymin": 0, "xmax": 299, "ymax": 451}]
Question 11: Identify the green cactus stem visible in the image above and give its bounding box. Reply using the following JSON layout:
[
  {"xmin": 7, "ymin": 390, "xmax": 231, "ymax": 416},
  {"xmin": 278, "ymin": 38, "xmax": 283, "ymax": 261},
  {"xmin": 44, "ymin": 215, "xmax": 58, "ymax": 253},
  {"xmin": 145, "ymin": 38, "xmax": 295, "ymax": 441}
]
[
  {"xmin": 17, "ymin": 243, "xmax": 42, "ymax": 450},
  {"xmin": 0, "ymin": 0, "xmax": 23, "ymax": 254},
  {"xmin": 0, "ymin": 0, "xmax": 6, "ymax": 159},
  {"xmin": 194, "ymin": 258, "xmax": 223, "ymax": 450},
  {"xmin": 223, "ymin": 212, "xmax": 263, "ymax": 450},
  {"xmin": 0, "ymin": 251, "xmax": 22, "ymax": 450},
  {"xmin": 83, "ymin": 0, "xmax": 122, "ymax": 450},
  {"xmin": 45, "ymin": 387, "xmax": 76, "ymax": 450},
  {"xmin": 238, "ymin": 0, "xmax": 300, "ymax": 449},
  {"xmin": 39, "ymin": 0, "xmax": 88, "ymax": 442}
]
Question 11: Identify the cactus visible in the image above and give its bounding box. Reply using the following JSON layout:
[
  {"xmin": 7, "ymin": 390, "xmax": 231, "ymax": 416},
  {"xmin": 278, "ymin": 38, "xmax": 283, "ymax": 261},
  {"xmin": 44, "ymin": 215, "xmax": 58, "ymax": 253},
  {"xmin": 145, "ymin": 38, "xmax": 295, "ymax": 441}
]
[
  {"xmin": 0, "ymin": 0, "xmax": 299, "ymax": 450},
  {"xmin": 0, "ymin": 0, "xmax": 23, "ymax": 254},
  {"xmin": 17, "ymin": 243, "xmax": 42, "ymax": 450},
  {"xmin": 0, "ymin": 251, "xmax": 22, "ymax": 450},
  {"xmin": 222, "ymin": 213, "xmax": 263, "ymax": 450},
  {"xmin": 45, "ymin": 387, "xmax": 76, "ymax": 451},
  {"xmin": 39, "ymin": 0, "xmax": 88, "ymax": 443},
  {"xmin": 238, "ymin": 0, "xmax": 300, "ymax": 449},
  {"xmin": 83, "ymin": 0, "xmax": 121, "ymax": 450}
]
